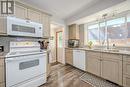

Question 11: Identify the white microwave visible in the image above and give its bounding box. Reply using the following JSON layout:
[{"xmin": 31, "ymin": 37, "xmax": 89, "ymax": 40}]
[{"xmin": 6, "ymin": 17, "xmax": 43, "ymax": 37}]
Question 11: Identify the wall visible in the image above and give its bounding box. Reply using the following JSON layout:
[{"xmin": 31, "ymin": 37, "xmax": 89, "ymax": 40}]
[
  {"xmin": 73, "ymin": 0, "xmax": 130, "ymax": 24},
  {"xmin": 50, "ymin": 25, "xmax": 65, "ymax": 64},
  {"xmin": 66, "ymin": 0, "xmax": 125, "ymax": 24}
]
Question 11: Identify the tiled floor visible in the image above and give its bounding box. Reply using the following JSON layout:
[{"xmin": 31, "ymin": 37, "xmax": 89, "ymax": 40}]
[{"xmin": 40, "ymin": 64, "xmax": 92, "ymax": 87}]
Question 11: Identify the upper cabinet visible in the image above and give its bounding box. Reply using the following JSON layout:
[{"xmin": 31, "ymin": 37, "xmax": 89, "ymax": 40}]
[
  {"xmin": 14, "ymin": 1, "xmax": 51, "ymax": 38},
  {"xmin": 27, "ymin": 9, "xmax": 42, "ymax": 23},
  {"xmin": 68, "ymin": 24, "xmax": 79, "ymax": 39},
  {"xmin": 14, "ymin": 4, "xmax": 27, "ymax": 20},
  {"xmin": 42, "ymin": 14, "xmax": 51, "ymax": 37}
]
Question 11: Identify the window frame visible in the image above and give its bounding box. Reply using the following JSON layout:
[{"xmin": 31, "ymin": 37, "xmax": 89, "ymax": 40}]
[{"xmin": 84, "ymin": 12, "xmax": 130, "ymax": 47}]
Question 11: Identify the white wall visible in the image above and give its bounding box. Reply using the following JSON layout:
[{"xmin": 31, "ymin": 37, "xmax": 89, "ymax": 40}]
[{"xmin": 50, "ymin": 24, "xmax": 66, "ymax": 64}]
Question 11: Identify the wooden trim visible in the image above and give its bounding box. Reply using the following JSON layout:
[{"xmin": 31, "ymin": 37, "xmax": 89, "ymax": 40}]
[{"xmin": 56, "ymin": 31, "xmax": 62, "ymax": 62}]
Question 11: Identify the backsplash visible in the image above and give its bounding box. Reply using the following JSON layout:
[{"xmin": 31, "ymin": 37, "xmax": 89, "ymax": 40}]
[{"xmin": 0, "ymin": 36, "xmax": 45, "ymax": 53}]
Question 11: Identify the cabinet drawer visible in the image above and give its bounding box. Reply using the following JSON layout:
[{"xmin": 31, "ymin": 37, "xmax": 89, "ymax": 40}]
[
  {"xmin": 123, "ymin": 55, "xmax": 130, "ymax": 62},
  {"xmin": 0, "ymin": 83, "xmax": 5, "ymax": 87},
  {"xmin": 0, "ymin": 67, "xmax": 4, "ymax": 83},
  {"xmin": 123, "ymin": 61, "xmax": 130, "ymax": 76},
  {"xmin": 123, "ymin": 75, "xmax": 130, "ymax": 87},
  {"xmin": 87, "ymin": 51, "xmax": 101, "ymax": 57},
  {"xmin": 102, "ymin": 53, "xmax": 122, "ymax": 60},
  {"xmin": 0, "ymin": 59, "xmax": 4, "ymax": 66}
]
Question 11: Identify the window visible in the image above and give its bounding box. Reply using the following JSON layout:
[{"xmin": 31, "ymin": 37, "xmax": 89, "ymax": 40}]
[
  {"xmin": 107, "ymin": 17, "xmax": 126, "ymax": 46},
  {"xmin": 87, "ymin": 24, "xmax": 99, "ymax": 45},
  {"xmin": 85, "ymin": 17, "xmax": 128, "ymax": 46}
]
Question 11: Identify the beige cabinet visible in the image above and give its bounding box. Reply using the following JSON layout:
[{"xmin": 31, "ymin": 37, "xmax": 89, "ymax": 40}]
[
  {"xmin": 42, "ymin": 14, "xmax": 50, "ymax": 37},
  {"xmin": 0, "ymin": 83, "xmax": 5, "ymax": 87},
  {"xmin": 0, "ymin": 17, "xmax": 6, "ymax": 34},
  {"xmin": 65, "ymin": 49, "xmax": 73, "ymax": 65},
  {"xmin": 15, "ymin": 2, "xmax": 42, "ymax": 23},
  {"xmin": 0, "ymin": 59, "xmax": 5, "ymax": 87},
  {"xmin": 123, "ymin": 55, "xmax": 130, "ymax": 87},
  {"xmin": 101, "ymin": 53, "xmax": 122, "ymax": 85},
  {"xmin": 28, "ymin": 9, "xmax": 42, "ymax": 23},
  {"xmin": 68, "ymin": 24, "xmax": 79, "ymax": 39},
  {"xmin": 86, "ymin": 51, "xmax": 101, "ymax": 76},
  {"xmin": 15, "ymin": 4, "xmax": 27, "ymax": 19}
]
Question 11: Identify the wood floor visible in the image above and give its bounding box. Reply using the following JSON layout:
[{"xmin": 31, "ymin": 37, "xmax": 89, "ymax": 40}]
[{"xmin": 40, "ymin": 64, "xmax": 92, "ymax": 87}]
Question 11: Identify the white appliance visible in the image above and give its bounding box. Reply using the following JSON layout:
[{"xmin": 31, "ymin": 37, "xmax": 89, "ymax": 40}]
[
  {"xmin": 6, "ymin": 16, "xmax": 43, "ymax": 37},
  {"xmin": 5, "ymin": 42, "xmax": 47, "ymax": 87},
  {"xmin": 73, "ymin": 50, "xmax": 86, "ymax": 71}
]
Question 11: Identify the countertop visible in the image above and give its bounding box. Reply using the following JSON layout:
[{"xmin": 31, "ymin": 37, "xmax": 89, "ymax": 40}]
[{"xmin": 65, "ymin": 47, "xmax": 130, "ymax": 55}]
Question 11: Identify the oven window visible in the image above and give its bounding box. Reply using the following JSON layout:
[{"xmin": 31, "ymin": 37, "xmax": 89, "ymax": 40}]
[
  {"xmin": 19, "ymin": 59, "xmax": 39, "ymax": 70},
  {"xmin": 12, "ymin": 24, "xmax": 35, "ymax": 33}
]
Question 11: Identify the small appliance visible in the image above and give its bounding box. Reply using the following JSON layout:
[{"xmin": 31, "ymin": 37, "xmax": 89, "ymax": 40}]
[
  {"xmin": 68, "ymin": 39, "xmax": 79, "ymax": 48},
  {"xmin": 5, "ymin": 16, "xmax": 43, "ymax": 37}
]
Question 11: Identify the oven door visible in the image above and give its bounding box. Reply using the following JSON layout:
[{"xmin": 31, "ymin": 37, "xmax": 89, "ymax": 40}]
[{"xmin": 5, "ymin": 53, "xmax": 47, "ymax": 87}]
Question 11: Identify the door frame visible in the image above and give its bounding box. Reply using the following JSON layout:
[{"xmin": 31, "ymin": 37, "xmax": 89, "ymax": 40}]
[{"xmin": 56, "ymin": 31, "xmax": 63, "ymax": 62}]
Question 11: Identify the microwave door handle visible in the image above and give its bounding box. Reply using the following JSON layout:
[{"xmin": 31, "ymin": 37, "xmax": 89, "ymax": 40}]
[{"xmin": 5, "ymin": 58, "xmax": 15, "ymax": 62}]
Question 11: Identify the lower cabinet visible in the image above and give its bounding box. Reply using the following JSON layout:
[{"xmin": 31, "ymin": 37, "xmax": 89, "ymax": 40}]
[
  {"xmin": 87, "ymin": 55, "xmax": 101, "ymax": 76},
  {"xmin": 86, "ymin": 51, "xmax": 101, "ymax": 76},
  {"xmin": 123, "ymin": 75, "xmax": 130, "ymax": 87},
  {"xmin": 86, "ymin": 52, "xmax": 123, "ymax": 86},
  {"xmin": 0, "ymin": 83, "xmax": 5, "ymax": 87},
  {"xmin": 123, "ymin": 55, "xmax": 130, "ymax": 87},
  {"xmin": 65, "ymin": 49, "xmax": 73, "ymax": 65},
  {"xmin": 101, "ymin": 57, "xmax": 122, "ymax": 85},
  {"xmin": 0, "ymin": 59, "xmax": 5, "ymax": 87}
]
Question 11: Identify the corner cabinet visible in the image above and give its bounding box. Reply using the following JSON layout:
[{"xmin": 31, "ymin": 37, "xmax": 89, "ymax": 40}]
[
  {"xmin": 68, "ymin": 24, "xmax": 79, "ymax": 39},
  {"xmin": 101, "ymin": 53, "xmax": 123, "ymax": 86}
]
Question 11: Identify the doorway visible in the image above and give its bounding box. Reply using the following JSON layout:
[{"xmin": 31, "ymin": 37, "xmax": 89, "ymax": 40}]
[{"xmin": 56, "ymin": 31, "xmax": 63, "ymax": 63}]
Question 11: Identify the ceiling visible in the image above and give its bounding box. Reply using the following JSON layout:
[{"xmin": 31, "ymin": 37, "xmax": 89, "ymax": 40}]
[
  {"xmin": 20, "ymin": 0, "xmax": 100, "ymax": 19},
  {"xmin": 20, "ymin": 0, "xmax": 125, "ymax": 24}
]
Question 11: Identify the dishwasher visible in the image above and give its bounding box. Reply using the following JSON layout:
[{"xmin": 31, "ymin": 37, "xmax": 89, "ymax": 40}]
[{"xmin": 73, "ymin": 50, "xmax": 86, "ymax": 71}]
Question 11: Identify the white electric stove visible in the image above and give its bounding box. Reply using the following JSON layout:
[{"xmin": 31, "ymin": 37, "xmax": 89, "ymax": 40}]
[{"xmin": 5, "ymin": 41, "xmax": 47, "ymax": 87}]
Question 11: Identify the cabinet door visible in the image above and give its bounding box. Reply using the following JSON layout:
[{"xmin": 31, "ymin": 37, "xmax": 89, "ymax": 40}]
[
  {"xmin": 123, "ymin": 61, "xmax": 130, "ymax": 76},
  {"xmin": 101, "ymin": 58, "xmax": 122, "ymax": 85},
  {"xmin": 15, "ymin": 4, "xmax": 27, "ymax": 19},
  {"xmin": 0, "ymin": 59, "xmax": 4, "ymax": 83},
  {"xmin": 69, "ymin": 24, "xmax": 79, "ymax": 39},
  {"xmin": 123, "ymin": 75, "xmax": 130, "ymax": 87},
  {"xmin": 65, "ymin": 49, "xmax": 73, "ymax": 65},
  {"xmin": 0, "ymin": 17, "xmax": 6, "ymax": 34},
  {"xmin": 87, "ymin": 56, "xmax": 101, "ymax": 76},
  {"xmin": 0, "ymin": 83, "xmax": 5, "ymax": 87},
  {"xmin": 42, "ymin": 14, "xmax": 50, "ymax": 37},
  {"xmin": 28, "ymin": 9, "xmax": 42, "ymax": 23}
]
